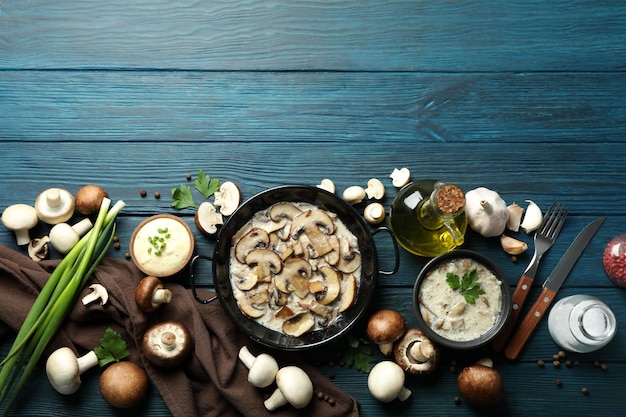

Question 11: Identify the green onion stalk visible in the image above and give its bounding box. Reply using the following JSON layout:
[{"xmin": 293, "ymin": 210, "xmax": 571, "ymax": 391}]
[{"xmin": 0, "ymin": 197, "xmax": 125, "ymax": 416}]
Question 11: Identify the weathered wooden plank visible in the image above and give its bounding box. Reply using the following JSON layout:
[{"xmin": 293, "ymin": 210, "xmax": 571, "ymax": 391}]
[
  {"xmin": 1, "ymin": 0, "xmax": 625, "ymax": 72},
  {"xmin": 1, "ymin": 71, "xmax": 625, "ymax": 144}
]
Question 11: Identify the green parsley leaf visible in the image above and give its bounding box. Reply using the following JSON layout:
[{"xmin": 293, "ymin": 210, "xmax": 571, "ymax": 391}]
[
  {"xmin": 194, "ymin": 170, "xmax": 220, "ymax": 199},
  {"xmin": 340, "ymin": 334, "xmax": 372, "ymax": 373},
  {"xmin": 93, "ymin": 328, "xmax": 130, "ymax": 367},
  {"xmin": 171, "ymin": 184, "xmax": 197, "ymax": 209},
  {"xmin": 446, "ymin": 269, "xmax": 485, "ymax": 304}
]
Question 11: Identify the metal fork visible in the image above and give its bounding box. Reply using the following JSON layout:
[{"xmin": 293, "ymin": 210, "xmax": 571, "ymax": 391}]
[{"xmin": 491, "ymin": 200, "xmax": 569, "ymax": 352}]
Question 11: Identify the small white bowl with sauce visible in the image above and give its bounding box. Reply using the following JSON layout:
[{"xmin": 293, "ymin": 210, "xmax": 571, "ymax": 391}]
[
  {"xmin": 413, "ymin": 250, "xmax": 511, "ymax": 349},
  {"xmin": 130, "ymin": 214, "xmax": 195, "ymax": 278}
]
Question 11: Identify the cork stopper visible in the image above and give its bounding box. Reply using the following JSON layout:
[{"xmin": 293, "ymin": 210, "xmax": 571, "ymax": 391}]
[{"xmin": 434, "ymin": 184, "xmax": 465, "ymax": 214}]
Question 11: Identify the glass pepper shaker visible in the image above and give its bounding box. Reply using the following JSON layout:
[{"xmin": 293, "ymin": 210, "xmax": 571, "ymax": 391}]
[{"xmin": 547, "ymin": 294, "xmax": 617, "ymax": 353}]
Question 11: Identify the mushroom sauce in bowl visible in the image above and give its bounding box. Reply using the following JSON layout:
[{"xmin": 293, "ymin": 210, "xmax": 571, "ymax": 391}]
[{"xmin": 413, "ymin": 250, "xmax": 511, "ymax": 349}]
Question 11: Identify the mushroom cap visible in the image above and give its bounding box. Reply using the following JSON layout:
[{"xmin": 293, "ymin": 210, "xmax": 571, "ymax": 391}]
[
  {"xmin": 1, "ymin": 204, "xmax": 39, "ymax": 245},
  {"xmin": 75, "ymin": 184, "xmax": 109, "ymax": 215},
  {"xmin": 367, "ymin": 361, "xmax": 410, "ymax": 402},
  {"xmin": 45, "ymin": 347, "xmax": 81, "ymax": 395},
  {"xmin": 393, "ymin": 328, "xmax": 440, "ymax": 375},
  {"xmin": 238, "ymin": 346, "xmax": 279, "ymax": 388},
  {"xmin": 366, "ymin": 309, "xmax": 406, "ymax": 346},
  {"xmin": 457, "ymin": 364, "xmax": 505, "ymax": 408},
  {"xmin": 49, "ymin": 223, "xmax": 80, "ymax": 254},
  {"xmin": 99, "ymin": 361, "xmax": 148, "ymax": 408},
  {"xmin": 142, "ymin": 320, "xmax": 193, "ymax": 368},
  {"xmin": 35, "ymin": 188, "xmax": 75, "ymax": 224},
  {"xmin": 274, "ymin": 366, "xmax": 314, "ymax": 409}
]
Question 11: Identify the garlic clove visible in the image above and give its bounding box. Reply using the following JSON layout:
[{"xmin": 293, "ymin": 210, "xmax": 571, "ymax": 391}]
[
  {"xmin": 506, "ymin": 203, "xmax": 524, "ymax": 232},
  {"xmin": 520, "ymin": 200, "xmax": 543, "ymax": 234},
  {"xmin": 500, "ymin": 234, "xmax": 528, "ymax": 255}
]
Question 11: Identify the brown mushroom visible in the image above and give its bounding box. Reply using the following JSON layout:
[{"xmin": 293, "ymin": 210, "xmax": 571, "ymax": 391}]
[
  {"xmin": 142, "ymin": 320, "xmax": 193, "ymax": 368},
  {"xmin": 457, "ymin": 359, "xmax": 505, "ymax": 408},
  {"xmin": 366, "ymin": 309, "xmax": 406, "ymax": 356},
  {"xmin": 393, "ymin": 328, "xmax": 439, "ymax": 375},
  {"xmin": 195, "ymin": 201, "xmax": 223, "ymax": 235},
  {"xmin": 99, "ymin": 361, "xmax": 148, "ymax": 409},
  {"xmin": 75, "ymin": 185, "xmax": 108, "ymax": 215},
  {"xmin": 135, "ymin": 276, "xmax": 173, "ymax": 313}
]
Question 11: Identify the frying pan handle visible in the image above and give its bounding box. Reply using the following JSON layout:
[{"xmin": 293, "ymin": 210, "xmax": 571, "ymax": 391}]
[
  {"xmin": 372, "ymin": 226, "xmax": 400, "ymax": 276},
  {"xmin": 189, "ymin": 254, "xmax": 218, "ymax": 304}
]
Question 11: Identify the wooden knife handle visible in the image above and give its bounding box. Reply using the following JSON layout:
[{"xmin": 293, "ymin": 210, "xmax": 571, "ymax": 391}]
[
  {"xmin": 491, "ymin": 274, "xmax": 535, "ymax": 352},
  {"xmin": 503, "ymin": 287, "xmax": 557, "ymax": 360}
]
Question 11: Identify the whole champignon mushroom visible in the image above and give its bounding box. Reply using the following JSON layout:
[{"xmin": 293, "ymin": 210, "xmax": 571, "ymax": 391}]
[
  {"xmin": 75, "ymin": 184, "xmax": 109, "ymax": 215},
  {"xmin": 1, "ymin": 204, "xmax": 39, "ymax": 246},
  {"xmin": 368, "ymin": 360, "xmax": 411, "ymax": 402},
  {"xmin": 49, "ymin": 218, "xmax": 93, "ymax": 254},
  {"xmin": 213, "ymin": 181, "xmax": 241, "ymax": 216},
  {"xmin": 142, "ymin": 320, "xmax": 193, "ymax": 368},
  {"xmin": 393, "ymin": 328, "xmax": 439, "ymax": 375},
  {"xmin": 195, "ymin": 201, "xmax": 224, "ymax": 235},
  {"xmin": 135, "ymin": 276, "xmax": 173, "ymax": 313},
  {"xmin": 264, "ymin": 366, "xmax": 314, "ymax": 411},
  {"xmin": 34, "ymin": 188, "xmax": 75, "ymax": 225},
  {"xmin": 366, "ymin": 309, "xmax": 406, "ymax": 356},
  {"xmin": 46, "ymin": 347, "xmax": 99, "ymax": 395},
  {"xmin": 99, "ymin": 361, "xmax": 148, "ymax": 408},
  {"xmin": 238, "ymin": 345, "xmax": 279, "ymax": 388},
  {"xmin": 363, "ymin": 202, "xmax": 386, "ymax": 225},
  {"xmin": 457, "ymin": 358, "xmax": 505, "ymax": 408},
  {"xmin": 342, "ymin": 186, "xmax": 366, "ymax": 204}
]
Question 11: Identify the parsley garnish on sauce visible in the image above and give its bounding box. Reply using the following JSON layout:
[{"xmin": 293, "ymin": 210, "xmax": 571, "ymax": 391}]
[{"xmin": 446, "ymin": 269, "xmax": 485, "ymax": 304}]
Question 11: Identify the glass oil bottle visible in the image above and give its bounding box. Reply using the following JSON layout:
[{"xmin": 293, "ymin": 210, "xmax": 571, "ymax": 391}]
[{"xmin": 389, "ymin": 180, "xmax": 467, "ymax": 257}]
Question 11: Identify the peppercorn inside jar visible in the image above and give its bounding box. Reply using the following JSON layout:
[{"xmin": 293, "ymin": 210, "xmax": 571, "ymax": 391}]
[{"xmin": 603, "ymin": 233, "xmax": 626, "ymax": 288}]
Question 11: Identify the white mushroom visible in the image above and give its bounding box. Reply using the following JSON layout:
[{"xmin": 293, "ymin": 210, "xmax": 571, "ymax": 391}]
[
  {"xmin": 389, "ymin": 167, "xmax": 411, "ymax": 188},
  {"xmin": 342, "ymin": 186, "xmax": 366, "ymax": 204},
  {"xmin": 264, "ymin": 366, "xmax": 313, "ymax": 411},
  {"xmin": 34, "ymin": 188, "xmax": 75, "ymax": 225},
  {"xmin": 1, "ymin": 204, "xmax": 39, "ymax": 245},
  {"xmin": 238, "ymin": 345, "xmax": 279, "ymax": 388},
  {"xmin": 46, "ymin": 347, "xmax": 99, "ymax": 395},
  {"xmin": 195, "ymin": 201, "xmax": 224, "ymax": 235},
  {"xmin": 316, "ymin": 179, "xmax": 336, "ymax": 193},
  {"xmin": 82, "ymin": 284, "xmax": 109, "ymax": 306},
  {"xmin": 213, "ymin": 181, "xmax": 241, "ymax": 216},
  {"xmin": 49, "ymin": 218, "xmax": 93, "ymax": 254},
  {"xmin": 365, "ymin": 178, "xmax": 385, "ymax": 200},
  {"xmin": 368, "ymin": 361, "xmax": 411, "ymax": 402},
  {"xmin": 363, "ymin": 202, "xmax": 386, "ymax": 224}
]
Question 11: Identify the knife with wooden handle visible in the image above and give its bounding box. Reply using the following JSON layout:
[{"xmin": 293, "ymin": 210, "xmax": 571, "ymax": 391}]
[{"xmin": 503, "ymin": 216, "xmax": 606, "ymax": 360}]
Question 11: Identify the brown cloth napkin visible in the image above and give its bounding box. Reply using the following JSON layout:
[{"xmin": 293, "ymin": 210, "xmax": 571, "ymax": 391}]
[{"xmin": 0, "ymin": 244, "xmax": 360, "ymax": 417}]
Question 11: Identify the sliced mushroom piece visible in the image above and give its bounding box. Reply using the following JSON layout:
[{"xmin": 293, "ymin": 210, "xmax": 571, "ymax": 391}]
[
  {"xmin": 338, "ymin": 274, "xmax": 358, "ymax": 313},
  {"xmin": 253, "ymin": 216, "xmax": 289, "ymax": 235},
  {"xmin": 234, "ymin": 228, "xmax": 270, "ymax": 263},
  {"xmin": 195, "ymin": 201, "xmax": 224, "ymax": 236},
  {"xmin": 290, "ymin": 210, "xmax": 335, "ymax": 257},
  {"xmin": 315, "ymin": 266, "xmax": 341, "ymax": 305},
  {"xmin": 282, "ymin": 312, "xmax": 315, "ymax": 337},
  {"xmin": 324, "ymin": 235, "xmax": 340, "ymax": 266},
  {"xmin": 236, "ymin": 290, "xmax": 269, "ymax": 318},
  {"xmin": 337, "ymin": 236, "xmax": 361, "ymax": 273},
  {"xmin": 269, "ymin": 202, "xmax": 303, "ymax": 222},
  {"xmin": 275, "ymin": 306, "xmax": 294, "ymax": 320},
  {"xmin": 213, "ymin": 181, "xmax": 241, "ymax": 217},
  {"xmin": 274, "ymin": 258, "xmax": 312, "ymax": 299},
  {"xmin": 244, "ymin": 248, "xmax": 283, "ymax": 282},
  {"xmin": 300, "ymin": 300, "xmax": 333, "ymax": 325}
]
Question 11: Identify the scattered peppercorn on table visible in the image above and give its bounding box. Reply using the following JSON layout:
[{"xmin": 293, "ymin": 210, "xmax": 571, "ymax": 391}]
[{"xmin": 1, "ymin": 1, "xmax": 626, "ymax": 416}]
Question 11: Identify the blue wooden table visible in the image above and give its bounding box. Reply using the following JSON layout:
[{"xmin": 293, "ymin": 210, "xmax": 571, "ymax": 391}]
[{"xmin": 1, "ymin": 1, "xmax": 626, "ymax": 416}]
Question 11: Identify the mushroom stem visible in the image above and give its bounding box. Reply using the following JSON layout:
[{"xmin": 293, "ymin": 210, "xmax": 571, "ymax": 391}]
[
  {"xmin": 72, "ymin": 218, "xmax": 94, "ymax": 236},
  {"xmin": 265, "ymin": 388, "xmax": 289, "ymax": 411},
  {"xmin": 409, "ymin": 340, "xmax": 435, "ymax": 363},
  {"xmin": 76, "ymin": 350, "xmax": 99, "ymax": 374},
  {"xmin": 397, "ymin": 386, "xmax": 412, "ymax": 402},
  {"xmin": 152, "ymin": 288, "xmax": 173, "ymax": 305},
  {"xmin": 238, "ymin": 345, "xmax": 256, "ymax": 369}
]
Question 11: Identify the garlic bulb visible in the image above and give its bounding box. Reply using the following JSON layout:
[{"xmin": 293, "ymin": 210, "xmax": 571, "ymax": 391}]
[
  {"xmin": 464, "ymin": 187, "xmax": 509, "ymax": 238},
  {"xmin": 520, "ymin": 200, "xmax": 543, "ymax": 234}
]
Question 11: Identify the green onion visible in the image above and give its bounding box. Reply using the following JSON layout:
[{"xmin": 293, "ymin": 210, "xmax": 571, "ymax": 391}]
[{"xmin": 0, "ymin": 197, "xmax": 125, "ymax": 416}]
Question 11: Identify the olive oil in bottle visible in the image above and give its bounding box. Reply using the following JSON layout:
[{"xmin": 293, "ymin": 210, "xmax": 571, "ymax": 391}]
[{"xmin": 389, "ymin": 180, "xmax": 467, "ymax": 257}]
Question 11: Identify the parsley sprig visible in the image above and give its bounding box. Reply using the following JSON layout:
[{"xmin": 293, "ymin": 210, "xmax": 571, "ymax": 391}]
[
  {"xmin": 446, "ymin": 269, "xmax": 485, "ymax": 304},
  {"xmin": 171, "ymin": 170, "xmax": 220, "ymax": 209},
  {"xmin": 93, "ymin": 328, "xmax": 130, "ymax": 367},
  {"xmin": 333, "ymin": 334, "xmax": 372, "ymax": 373}
]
